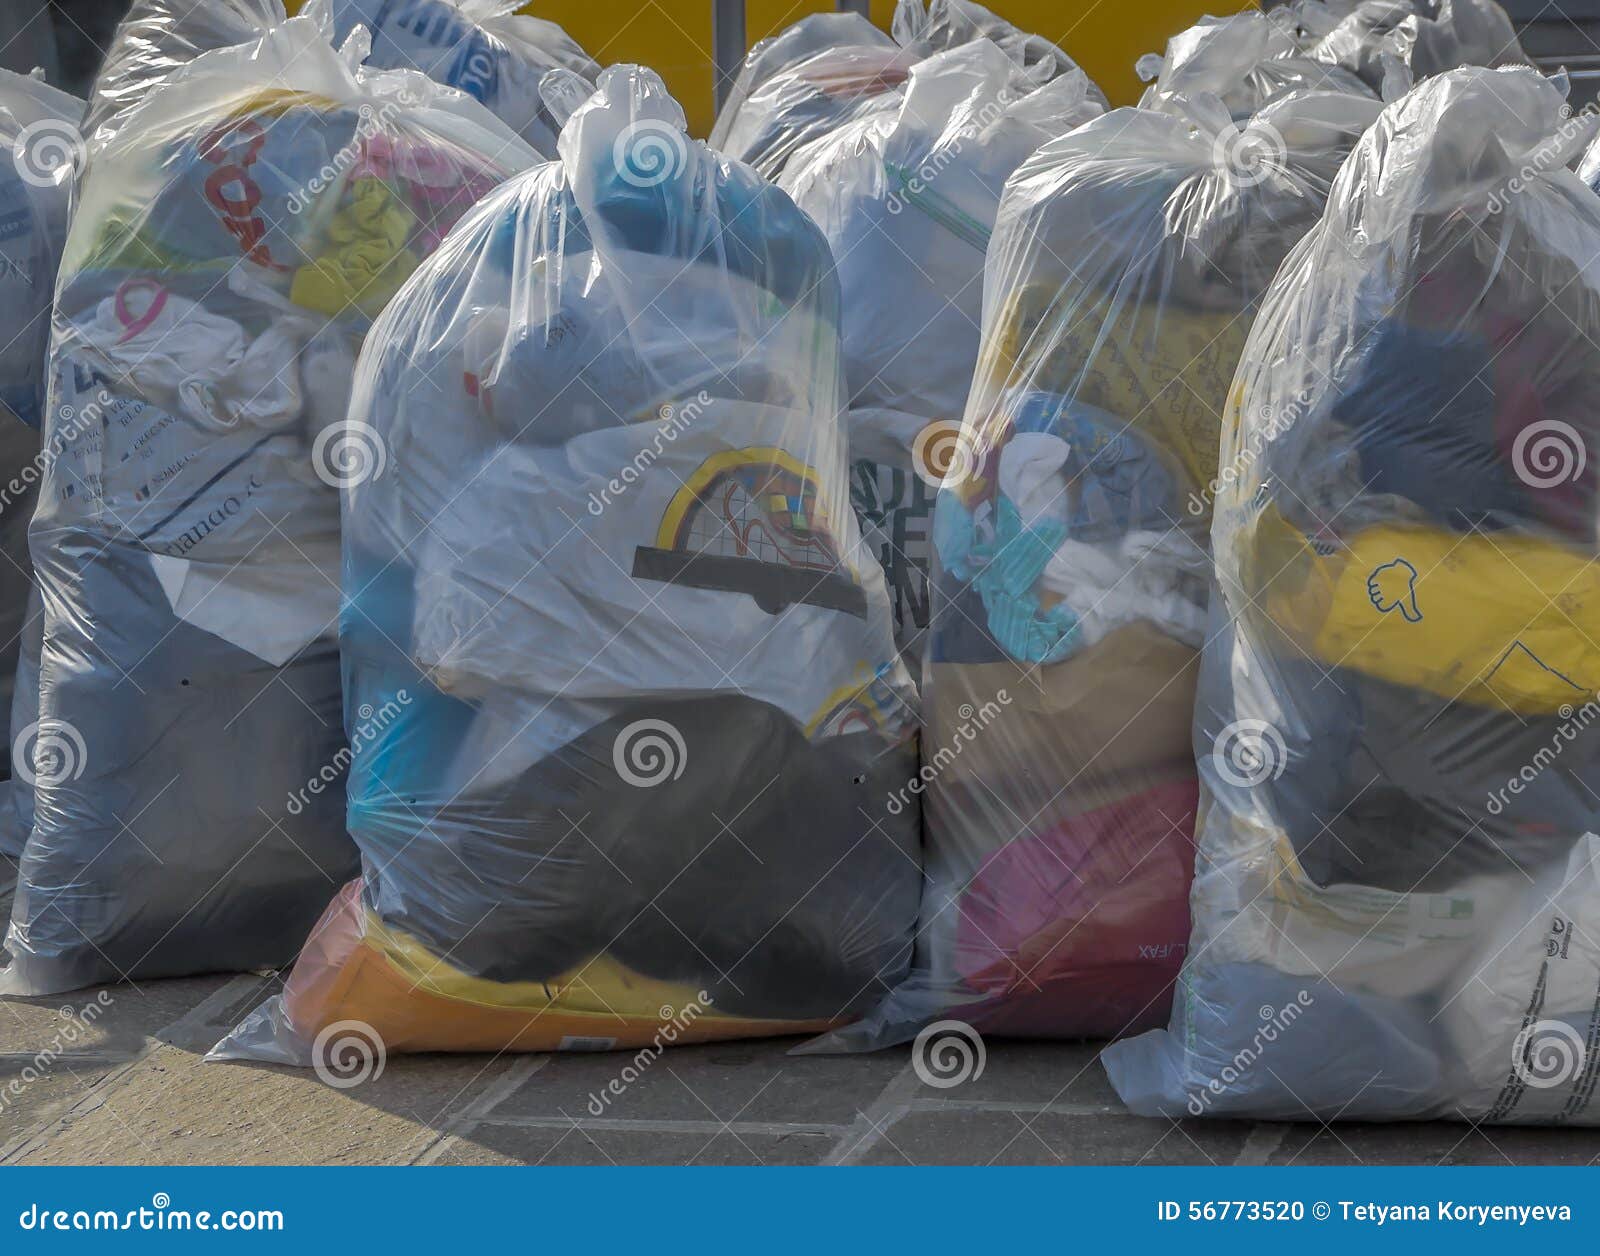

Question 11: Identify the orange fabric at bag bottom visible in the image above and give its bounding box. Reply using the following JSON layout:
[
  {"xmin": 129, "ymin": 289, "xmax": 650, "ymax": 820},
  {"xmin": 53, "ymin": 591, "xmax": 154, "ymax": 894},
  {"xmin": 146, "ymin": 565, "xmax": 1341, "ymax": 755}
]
[{"xmin": 282, "ymin": 881, "xmax": 840, "ymax": 1053}]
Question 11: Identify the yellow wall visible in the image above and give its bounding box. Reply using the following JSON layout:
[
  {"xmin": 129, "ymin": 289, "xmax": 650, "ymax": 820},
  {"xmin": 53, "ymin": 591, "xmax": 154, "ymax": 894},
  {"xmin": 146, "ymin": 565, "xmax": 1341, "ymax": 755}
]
[{"xmin": 290, "ymin": 1, "xmax": 1253, "ymax": 137}]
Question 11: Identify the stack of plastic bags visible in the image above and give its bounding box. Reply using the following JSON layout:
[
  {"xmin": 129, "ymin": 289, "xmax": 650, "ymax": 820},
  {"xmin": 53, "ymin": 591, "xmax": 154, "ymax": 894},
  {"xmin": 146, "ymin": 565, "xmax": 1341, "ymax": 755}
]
[
  {"xmin": 304, "ymin": 0, "xmax": 598, "ymax": 156},
  {"xmin": 780, "ymin": 39, "xmax": 1104, "ymax": 665},
  {"xmin": 213, "ymin": 65, "xmax": 921, "ymax": 1065},
  {"xmin": 824, "ymin": 74, "xmax": 1384, "ymax": 1048},
  {"xmin": 0, "ymin": 15, "xmax": 538, "ymax": 995},
  {"xmin": 0, "ymin": 69, "xmax": 83, "ymax": 859},
  {"xmin": 713, "ymin": 0, "xmax": 1098, "ymax": 181},
  {"xmin": 1105, "ymin": 67, "xmax": 1600, "ymax": 1124}
]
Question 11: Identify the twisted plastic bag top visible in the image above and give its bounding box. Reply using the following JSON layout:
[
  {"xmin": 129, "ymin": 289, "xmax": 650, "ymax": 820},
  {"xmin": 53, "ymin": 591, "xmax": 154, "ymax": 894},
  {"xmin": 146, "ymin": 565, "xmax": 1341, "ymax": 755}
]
[{"xmin": 1103, "ymin": 66, "xmax": 1600, "ymax": 1124}]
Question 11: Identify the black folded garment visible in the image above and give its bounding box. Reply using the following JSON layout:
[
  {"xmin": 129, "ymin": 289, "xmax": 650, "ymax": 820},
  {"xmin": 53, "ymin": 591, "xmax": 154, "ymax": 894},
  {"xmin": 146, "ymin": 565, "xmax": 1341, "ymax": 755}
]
[
  {"xmin": 1259, "ymin": 658, "xmax": 1593, "ymax": 892},
  {"xmin": 2, "ymin": 546, "xmax": 354, "ymax": 993},
  {"xmin": 366, "ymin": 693, "xmax": 921, "ymax": 1023}
]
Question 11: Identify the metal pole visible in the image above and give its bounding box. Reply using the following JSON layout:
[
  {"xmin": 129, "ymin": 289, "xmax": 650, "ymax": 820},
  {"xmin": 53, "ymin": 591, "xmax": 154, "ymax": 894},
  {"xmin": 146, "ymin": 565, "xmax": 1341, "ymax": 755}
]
[
  {"xmin": 711, "ymin": 0, "xmax": 747, "ymax": 111},
  {"xmin": 836, "ymin": 0, "xmax": 872, "ymax": 15}
]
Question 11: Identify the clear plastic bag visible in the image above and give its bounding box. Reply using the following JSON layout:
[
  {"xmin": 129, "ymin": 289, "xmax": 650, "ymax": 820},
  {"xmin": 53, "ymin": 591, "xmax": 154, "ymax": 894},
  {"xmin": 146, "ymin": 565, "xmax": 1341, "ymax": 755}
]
[
  {"xmin": 1103, "ymin": 67, "xmax": 1600, "ymax": 1124},
  {"xmin": 210, "ymin": 65, "xmax": 920, "ymax": 1067},
  {"xmin": 0, "ymin": 68, "xmax": 83, "ymax": 429},
  {"xmin": 1267, "ymin": 0, "xmax": 1364, "ymax": 49},
  {"xmin": 779, "ymin": 40, "xmax": 1104, "ymax": 666},
  {"xmin": 816, "ymin": 85, "xmax": 1382, "ymax": 1050},
  {"xmin": 82, "ymin": 0, "xmax": 288, "ymax": 141},
  {"xmin": 303, "ymin": 0, "xmax": 597, "ymax": 156},
  {"xmin": 713, "ymin": 0, "xmax": 1096, "ymax": 182},
  {"xmin": 891, "ymin": 0, "xmax": 1086, "ymax": 83},
  {"xmin": 1311, "ymin": 0, "xmax": 1528, "ymax": 98},
  {"xmin": 0, "ymin": 70, "xmax": 82, "ymax": 839},
  {"xmin": 0, "ymin": 16, "xmax": 537, "ymax": 995},
  {"xmin": 709, "ymin": 10, "xmax": 894, "ymax": 155},
  {"xmin": 1138, "ymin": 9, "xmax": 1384, "ymax": 115}
]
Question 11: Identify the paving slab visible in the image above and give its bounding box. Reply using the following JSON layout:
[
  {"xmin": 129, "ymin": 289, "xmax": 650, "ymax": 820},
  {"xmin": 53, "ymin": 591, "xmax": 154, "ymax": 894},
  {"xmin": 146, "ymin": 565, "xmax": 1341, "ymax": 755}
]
[
  {"xmin": 494, "ymin": 1038, "xmax": 909, "ymax": 1129},
  {"xmin": 853, "ymin": 1111, "xmax": 1258, "ymax": 1166},
  {"xmin": 1267, "ymin": 1122, "xmax": 1600, "ymax": 1167},
  {"xmin": 433, "ymin": 1123, "xmax": 837, "ymax": 1166}
]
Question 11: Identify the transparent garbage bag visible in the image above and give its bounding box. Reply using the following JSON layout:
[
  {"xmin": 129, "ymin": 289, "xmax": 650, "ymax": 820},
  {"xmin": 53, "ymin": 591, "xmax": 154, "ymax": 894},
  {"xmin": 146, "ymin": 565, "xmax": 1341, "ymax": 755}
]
[
  {"xmin": 303, "ymin": 0, "xmax": 597, "ymax": 156},
  {"xmin": 210, "ymin": 65, "xmax": 920, "ymax": 1067},
  {"xmin": 780, "ymin": 40, "xmax": 1104, "ymax": 667},
  {"xmin": 82, "ymin": 0, "xmax": 288, "ymax": 142},
  {"xmin": 0, "ymin": 68, "xmax": 82, "ymax": 430},
  {"xmin": 891, "ymin": 0, "xmax": 1086, "ymax": 84},
  {"xmin": 814, "ymin": 86, "xmax": 1382, "ymax": 1050},
  {"xmin": 0, "ymin": 71, "xmax": 83, "ymax": 836},
  {"xmin": 1580, "ymin": 126, "xmax": 1600, "ymax": 195},
  {"xmin": 709, "ymin": 11, "xmax": 894, "ymax": 155},
  {"xmin": 713, "ymin": 0, "xmax": 1100, "ymax": 182},
  {"xmin": 3, "ymin": 0, "xmax": 275, "ymax": 875},
  {"xmin": 0, "ymin": 17, "xmax": 537, "ymax": 995},
  {"xmin": 1137, "ymin": 9, "xmax": 1383, "ymax": 116},
  {"xmin": 1267, "ymin": 0, "xmax": 1364, "ymax": 49},
  {"xmin": 1103, "ymin": 67, "xmax": 1600, "ymax": 1124},
  {"xmin": 1311, "ymin": 0, "xmax": 1528, "ymax": 98}
]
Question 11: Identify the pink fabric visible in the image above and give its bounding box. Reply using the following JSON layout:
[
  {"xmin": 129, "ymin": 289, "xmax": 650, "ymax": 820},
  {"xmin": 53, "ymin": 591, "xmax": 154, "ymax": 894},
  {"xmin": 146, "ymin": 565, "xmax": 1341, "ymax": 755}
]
[{"xmin": 955, "ymin": 778, "xmax": 1198, "ymax": 1038}]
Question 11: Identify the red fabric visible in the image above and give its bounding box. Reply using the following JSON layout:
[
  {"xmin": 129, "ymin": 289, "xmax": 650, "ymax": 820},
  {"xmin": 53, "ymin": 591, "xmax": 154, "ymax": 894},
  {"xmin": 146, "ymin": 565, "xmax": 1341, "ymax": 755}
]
[{"xmin": 954, "ymin": 778, "xmax": 1198, "ymax": 1039}]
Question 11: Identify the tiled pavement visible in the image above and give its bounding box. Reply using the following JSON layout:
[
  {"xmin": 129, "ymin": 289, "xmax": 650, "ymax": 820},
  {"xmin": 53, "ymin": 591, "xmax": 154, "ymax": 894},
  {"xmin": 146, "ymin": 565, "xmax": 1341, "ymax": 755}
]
[{"xmin": 4, "ymin": 947, "xmax": 1600, "ymax": 1165}]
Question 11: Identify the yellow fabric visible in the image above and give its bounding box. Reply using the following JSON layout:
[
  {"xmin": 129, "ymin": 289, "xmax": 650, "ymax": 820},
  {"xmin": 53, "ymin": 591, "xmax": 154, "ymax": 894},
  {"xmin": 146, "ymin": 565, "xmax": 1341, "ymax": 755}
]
[
  {"xmin": 366, "ymin": 909, "xmax": 716, "ymax": 1016},
  {"xmin": 1247, "ymin": 506, "xmax": 1600, "ymax": 714},
  {"xmin": 979, "ymin": 281, "xmax": 1249, "ymax": 496},
  {"xmin": 290, "ymin": 177, "xmax": 419, "ymax": 318}
]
